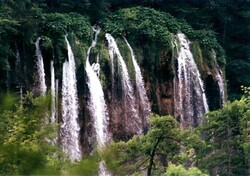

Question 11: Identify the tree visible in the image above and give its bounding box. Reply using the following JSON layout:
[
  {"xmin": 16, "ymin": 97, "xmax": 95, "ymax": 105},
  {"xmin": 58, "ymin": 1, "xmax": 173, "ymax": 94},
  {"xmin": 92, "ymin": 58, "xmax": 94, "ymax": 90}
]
[
  {"xmin": 198, "ymin": 98, "xmax": 249, "ymax": 176},
  {"xmin": 0, "ymin": 92, "xmax": 59, "ymax": 175},
  {"xmin": 102, "ymin": 115, "xmax": 181, "ymax": 176}
]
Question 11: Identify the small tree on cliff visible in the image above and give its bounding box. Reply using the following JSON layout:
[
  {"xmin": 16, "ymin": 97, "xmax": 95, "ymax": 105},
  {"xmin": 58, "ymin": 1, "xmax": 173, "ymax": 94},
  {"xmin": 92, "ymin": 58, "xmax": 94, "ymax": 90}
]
[{"xmin": 102, "ymin": 115, "xmax": 181, "ymax": 176}]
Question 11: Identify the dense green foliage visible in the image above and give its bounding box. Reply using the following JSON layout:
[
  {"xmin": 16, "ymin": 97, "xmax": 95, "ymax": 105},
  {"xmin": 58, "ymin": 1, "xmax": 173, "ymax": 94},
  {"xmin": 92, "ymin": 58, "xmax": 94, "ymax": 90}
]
[
  {"xmin": 40, "ymin": 12, "xmax": 92, "ymax": 40},
  {"xmin": 0, "ymin": 92, "xmax": 101, "ymax": 175},
  {"xmin": 164, "ymin": 164, "xmax": 208, "ymax": 176},
  {"xmin": 0, "ymin": 92, "xmax": 58, "ymax": 175},
  {"xmin": 103, "ymin": 7, "xmax": 225, "ymax": 65}
]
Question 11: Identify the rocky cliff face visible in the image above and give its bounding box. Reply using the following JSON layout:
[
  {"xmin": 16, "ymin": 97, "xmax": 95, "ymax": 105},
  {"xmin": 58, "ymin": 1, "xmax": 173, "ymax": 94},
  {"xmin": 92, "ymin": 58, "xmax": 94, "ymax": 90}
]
[
  {"xmin": 2, "ymin": 31, "xmax": 225, "ymax": 156},
  {"xmin": 1, "ymin": 33, "xmax": 225, "ymax": 147},
  {"xmin": 99, "ymin": 34, "xmax": 225, "ymax": 140}
]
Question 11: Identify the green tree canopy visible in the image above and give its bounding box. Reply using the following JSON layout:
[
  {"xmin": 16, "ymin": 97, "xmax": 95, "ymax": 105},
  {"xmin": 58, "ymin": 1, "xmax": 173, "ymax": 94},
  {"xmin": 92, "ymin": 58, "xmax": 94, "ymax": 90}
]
[
  {"xmin": 102, "ymin": 115, "xmax": 181, "ymax": 176},
  {"xmin": 198, "ymin": 96, "xmax": 250, "ymax": 175}
]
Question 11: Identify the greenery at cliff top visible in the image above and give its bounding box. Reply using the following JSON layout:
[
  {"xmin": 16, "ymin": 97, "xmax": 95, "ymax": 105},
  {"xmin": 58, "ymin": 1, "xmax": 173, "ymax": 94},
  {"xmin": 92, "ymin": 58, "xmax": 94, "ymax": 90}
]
[
  {"xmin": 103, "ymin": 7, "xmax": 225, "ymax": 65},
  {"xmin": 40, "ymin": 12, "xmax": 92, "ymax": 41}
]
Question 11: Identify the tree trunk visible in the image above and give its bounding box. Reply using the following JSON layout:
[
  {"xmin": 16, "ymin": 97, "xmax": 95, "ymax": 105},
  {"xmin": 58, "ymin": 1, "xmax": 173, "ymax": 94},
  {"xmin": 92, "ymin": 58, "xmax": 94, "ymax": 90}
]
[{"xmin": 147, "ymin": 136, "xmax": 162, "ymax": 176}]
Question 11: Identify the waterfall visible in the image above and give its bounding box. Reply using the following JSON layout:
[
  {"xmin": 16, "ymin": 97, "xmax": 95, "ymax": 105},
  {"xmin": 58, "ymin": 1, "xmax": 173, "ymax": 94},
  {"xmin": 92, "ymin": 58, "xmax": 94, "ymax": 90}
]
[
  {"xmin": 50, "ymin": 60, "xmax": 56, "ymax": 123},
  {"xmin": 86, "ymin": 27, "xmax": 109, "ymax": 149},
  {"xmin": 105, "ymin": 33, "xmax": 141, "ymax": 134},
  {"xmin": 215, "ymin": 67, "xmax": 225, "ymax": 105},
  {"xmin": 172, "ymin": 39, "xmax": 179, "ymax": 119},
  {"xmin": 124, "ymin": 37, "xmax": 151, "ymax": 123},
  {"xmin": 91, "ymin": 54, "xmax": 100, "ymax": 77},
  {"xmin": 98, "ymin": 161, "xmax": 111, "ymax": 176},
  {"xmin": 55, "ymin": 79, "xmax": 59, "ymax": 121},
  {"xmin": 61, "ymin": 36, "xmax": 81, "ymax": 161},
  {"xmin": 212, "ymin": 50, "xmax": 225, "ymax": 106},
  {"xmin": 86, "ymin": 27, "xmax": 111, "ymax": 176},
  {"xmin": 15, "ymin": 48, "xmax": 23, "ymax": 105},
  {"xmin": 174, "ymin": 33, "xmax": 208, "ymax": 128},
  {"xmin": 35, "ymin": 37, "xmax": 47, "ymax": 95},
  {"xmin": 15, "ymin": 48, "xmax": 21, "ymax": 83}
]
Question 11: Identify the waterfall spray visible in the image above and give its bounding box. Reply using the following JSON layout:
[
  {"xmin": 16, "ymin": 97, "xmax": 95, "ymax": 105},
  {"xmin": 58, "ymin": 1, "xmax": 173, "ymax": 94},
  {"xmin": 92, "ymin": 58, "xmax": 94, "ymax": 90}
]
[
  {"xmin": 15, "ymin": 48, "xmax": 21, "ymax": 83},
  {"xmin": 15, "ymin": 48, "xmax": 23, "ymax": 106},
  {"xmin": 85, "ymin": 27, "xmax": 111, "ymax": 176},
  {"xmin": 105, "ymin": 33, "xmax": 141, "ymax": 134},
  {"xmin": 61, "ymin": 36, "xmax": 81, "ymax": 161},
  {"xmin": 124, "ymin": 37, "xmax": 151, "ymax": 127},
  {"xmin": 86, "ymin": 27, "xmax": 109, "ymax": 149},
  {"xmin": 174, "ymin": 33, "xmax": 208, "ymax": 128},
  {"xmin": 50, "ymin": 60, "xmax": 56, "ymax": 123},
  {"xmin": 215, "ymin": 66, "xmax": 225, "ymax": 106},
  {"xmin": 211, "ymin": 50, "xmax": 225, "ymax": 106},
  {"xmin": 35, "ymin": 37, "xmax": 47, "ymax": 95}
]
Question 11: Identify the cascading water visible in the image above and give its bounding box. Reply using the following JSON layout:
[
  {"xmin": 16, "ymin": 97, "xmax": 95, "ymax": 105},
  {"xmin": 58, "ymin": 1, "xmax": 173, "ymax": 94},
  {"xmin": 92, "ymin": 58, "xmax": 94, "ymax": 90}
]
[
  {"xmin": 124, "ymin": 37, "xmax": 151, "ymax": 125},
  {"xmin": 15, "ymin": 48, "xmax": 21, "ymax": 83},
  {"xmin": 174, "ymin": 33, "xmax": 209, "ymax": 129},
  {"xmin": 15, "ymin": 48, "xmax": 23, "ymax": 105},
  {"xmin": 86, "ymin": 27, "xmax": 109, "ymax": 149},
  {"xmin": 49, "ymin": 60, "xmax": 58, "ymax": 145},
  {"xmin": 91, "ymin": 54, "xmax": 100, "ymax": 77},
  {"xmin": 50, "ymin": 60, "xmax": 56, "ymax": 123},
  {"xmin": 215, "ymin": 67, "xmax": 225, "ymax": 106},
  {"xmin": 85, "ymin": 27, "xmax": 111, "ymax": 176},
  {"xmin": 61, "ymin": 36, "xmax": 81, "ymax": 161},
  {"xmin": 172, "ymin": 39, "xmax": 179, "ymax": 119},
  {"xmin": 99, "ymin": 161, "xmax": 111, "ymax": 176},
  {"xmin": 212, "ymin": 50, "xmax": 225, "ymax": 106},
  {"xmin": 35, "ymin": 37, "xmax": 47, "ymax": 95},
  {"xmin": 105, "ymin": 33, "xmax": 141, "ymax": 135},
  {"xmin": 55, "ymin": 79, "xmax": 59, "ymax": 121}
]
